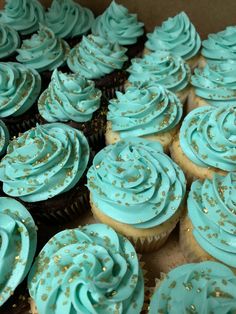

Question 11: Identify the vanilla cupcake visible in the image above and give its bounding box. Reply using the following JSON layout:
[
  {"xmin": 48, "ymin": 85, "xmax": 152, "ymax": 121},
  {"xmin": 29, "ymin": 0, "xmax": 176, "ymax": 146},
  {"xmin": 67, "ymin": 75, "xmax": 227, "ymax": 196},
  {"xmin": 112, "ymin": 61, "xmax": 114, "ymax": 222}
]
[
  {"xmin": 0, "ymin": 0, "xmax": 45, "ymax": 39},
  {"xmin": 0, "ymin": 62, "xmax": 41, "ymax": 135},
  {"xmin": 148, "ymin": 261, "xmax": 236, "ymax": 314},
  {"xmin": 0, "ymin": 197, "xmax": 37, "ymax": 307},
  {"xmin": 127, "ymin": 51, "xmax": 191, "ymax": 104},
  {"xmin": 200, "ymin": 25, "xmax": 236, "ymax": 68},
  {"xmin": 45, "ymin": 0, "xmax": 94, "ymax": 47},
  {"xmin": 145, "ymin": 11, "xmax": 201, "ymax": 70},
  {"xmin": 92, "ymin": 0, "xmax": 145, "ymax": 59},
  {"xmin": 28, "ymin": 224, "xmax": 144, "ymax": 314},
  {"xmin": 106, "ymin": 84, "xmax": 183, "ymax": 152},
  {"xmin": 0, "ymin": 23, "xmax": 20, "ymax": 61},
  {"xmin": 170, "ymin": 105, "xmax": 235, "ymax": 183},
  {"xmin": 180, "ymin": 173, "xmax": 236, "ymax": 272},
  {"xmin": 38, "ymin": 69, "xmax": 105, "ymax": 151},
  {"xmin": 188, "ymin": 60, "xmax": 236, "ymax": 112},
  {"xmin": 87, "ymin": 138, "xmax": 186, "ymax": 252},
  {"xmin": 16, "ymin": 24, "xmax": 70, "ymax": 87},
  {"xmin": 67, "ymin": 34, "xmax": 128, "ymax": 99},
  {"xmin": 0, "ymin": 123, "xmax": 90, "ymax": 222}
]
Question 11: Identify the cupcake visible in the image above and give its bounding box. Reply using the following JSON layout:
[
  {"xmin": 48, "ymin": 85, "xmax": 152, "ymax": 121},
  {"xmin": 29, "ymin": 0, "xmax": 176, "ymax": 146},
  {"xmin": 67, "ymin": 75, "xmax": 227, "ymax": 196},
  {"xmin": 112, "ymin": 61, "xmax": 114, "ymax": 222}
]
[
  {"xmin": 0, "ymin": 0, "xmax": 45, "ymax": 39},
  {"xmin": 0, "ymin": 62, "xmax": 41, "ymax": 135},
  {"xmin": 0, "ymin": 197, "xmax": 37, "ymax": 307},
  {"xmin": 87, "ymin": 138, "xmax": 186, "ymax": 252},
  {"xmin": 67, "ymin": 34, "xmax": 128, "ymax": 99},
  {"xmin": 0, "ymin": 23, "xmax": 20, "ymax": 61},
  {"xmin": 148, "ymin": 261, "xmax": 236, "ymax": 314},
  {"xmin": 200, "ymin": 26, "xmax": 236, "ymax": 68},
  {"xmin": 92, "ymin": 0, "xmax": 145, "ymax": 59},
  {"xmin": 188, "ymin": 60, "xmax": 236, "ymax": 112},
  {"xmin": 0, "ymin": 123, "xmax": 90, "ymax": 222},
  {"xmin": 16, "ymin": 24, "xmax": 70, "ymax": 88},
  {"xmin": 170, "ymin": 105, "xmax": 235, "ymax": 183},
  {"xmin": 45, "ymin": 0, "xmax": 94, "ymax": 47},
  {"xmin": 28, "ymin": 224, "xmax": 144, "ymax": 314},
  {"xmin": 180, "ymin": 173, "xmax": 236, "ymax": 271},
  {"xmin": 106, "ymin": 84, "xmax": 183, "ymax": 153},
  {"xmin": 38, "ymin": 69, "xmax": 105, "ymax": 151},
  {"xmin": 127, "ymin": 51, "xmax": 191, "ymax": 104},
  {"xmin": 0, "ymin": 120, "xmax": 9, "ymax": 156},
  {"xmin": 144, "ymin": 11, "xmax": 201, "ymax": 70}
]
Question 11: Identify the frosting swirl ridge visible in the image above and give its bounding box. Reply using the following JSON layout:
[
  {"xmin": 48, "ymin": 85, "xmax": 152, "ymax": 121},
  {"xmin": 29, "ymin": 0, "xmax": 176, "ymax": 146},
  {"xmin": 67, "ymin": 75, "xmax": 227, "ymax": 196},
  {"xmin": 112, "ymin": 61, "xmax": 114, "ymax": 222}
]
[
  {"xmin": 0, "ymin": 120, "xmax": 9, "ymax": 155},
  {"xmin": 38, "ymin": 69, "xmax": 102, "ymax": 123},
  {"xmin": 87, "ymin": 138, "xmax": 186, "ymax": 229},
  {"xmin": 0, "ymin": 123, "xmax": 89, "ymax": 202},
  {"xmin": 108, "ymin": 84, "xmax": 183, "ymax": 137},
  {"xmin": 0, "ymin": 197, "xmax": 37, "ymax": 306},
  {"xmin": 145, "ymin": 12, "xmax": 201, "ymax": 60},
  {"xmin": 0, "ymin": 23, "xmax": 20, "ymax": 59},
  {"xmin": 180, "ymin": 105, "xmax": 236, "ymax": 172},
  {"xmin": 28, "ymin": 224, "xmax": 144, "ymax": 314}
]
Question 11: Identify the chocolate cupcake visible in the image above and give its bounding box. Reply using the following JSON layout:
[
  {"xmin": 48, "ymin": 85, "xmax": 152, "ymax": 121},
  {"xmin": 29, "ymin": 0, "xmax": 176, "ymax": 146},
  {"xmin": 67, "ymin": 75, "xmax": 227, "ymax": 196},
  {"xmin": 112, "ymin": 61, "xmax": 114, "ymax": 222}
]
[
  {"xmin": 38, "ymin": 69, "xmax": 106, "ymax": 151},
  {"xmin": 0, "ymin": 23, "xmax": 20, "ymax": 61},
  {"xmin": 0, "ymin": 62, "xmax": 41, "ymax": 135},
  {"xmin": 0, "ymin": 120, "xmax": 9, "ymax": 156},
  {"xmin": 45, "ymin": 0, "xmax": 94, "ymax": 47},
  {"xmin": 92, "ymin": 0, "xmax": 145, "ymax": 59},
  {"xmin": 16, "ymin": 24, "xmax": 70, "ymax": 89},
  {"xmin": 0, "ymin": 123, "xmax": 90, "ymax": 223},
  {"xmin": 67, "ymin": 34, "xmax": 128, "ymax": 99},
  {"xmin": 0, "ymin": 0, "xmax": 45, "ymax": 40}
]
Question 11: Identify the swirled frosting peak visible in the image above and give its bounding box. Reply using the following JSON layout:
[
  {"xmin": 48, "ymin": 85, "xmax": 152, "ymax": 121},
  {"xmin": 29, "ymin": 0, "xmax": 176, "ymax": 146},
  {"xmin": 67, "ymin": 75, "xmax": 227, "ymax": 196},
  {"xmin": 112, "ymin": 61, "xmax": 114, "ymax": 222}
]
[
  {"xmin": 202, "ymin": 26, "xmax": 236, "ymax": 65},
  {"xmin": 180, "ymin": 105, "xmax": 236, "ymax": 172},
  {"xmin": 191, "ymin": 61, "xmax": 236, "ymax": 107},
  {"xmin": 0, "ymin": 62, "xmax": 41, "ymax": 117},
  {"xmin": 0, "ymin": 0, "xmax": 45, "ymax": 35},
  {"xmin": 0, "ymin": 23, "xmax": 20, "ymax": 59},
  {"xmin": 188, "ymin": 173, "xmax": 236, "ymax": 267},
  {"xmin": 145, "ymin": 12, "xmax": 201, "ymax": 60},
  {"xmin": 38, "ymin": 69, "xmax": 102, "ymax": 123},
  {"xmin": 87, "ymin": 138, "xmax": 186, "ymax": 228},
  {"xmin": 92, "ymin": 0, "xmax": 144, "ymax": 45},
  {"xmin": 0, "ymin": 120, "xmax": 9, "ymax": 155},
  {"xmin": 127, "ymin": 51, "xmax": 191, "ymax": 93},
  {"xmin": 0, "ymin": 123, "xmax": 89, "ymax": 202},
  {"xmin": 108, "ymin": 84, "xmax": 183, "ymax": 137},
  {"xmin": 149, "ymin": 261, "xmax": 236, "ymax": 314},
  {"xmin": 46, "ymin": 0, "xmax": 94, "ymax": 39},
  {"xmin": 0, "ymin": 197, "xmax": 37, "ymax": 306},
  {"xmin": 67, "ymin": 34, "xmax": 128, "ymax": 79},
  {"xmin": 28, "ymin": 224, "xmax": 144, "ymax": 314},
  {"xmin": 16, "ymin": 24, "xmax": 70, "ymax": 72}
]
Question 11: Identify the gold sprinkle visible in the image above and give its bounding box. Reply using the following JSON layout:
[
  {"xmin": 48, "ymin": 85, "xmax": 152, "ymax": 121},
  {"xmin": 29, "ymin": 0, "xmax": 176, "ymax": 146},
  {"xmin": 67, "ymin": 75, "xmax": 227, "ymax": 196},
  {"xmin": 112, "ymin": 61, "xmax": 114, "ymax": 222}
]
[
  {"xmin": 41, "ymin": 294, "xmax": 48, "ymax": 301},
  {"xmin": 102, "ymin": 266, "xmax": 107, "ymax": 272},
  {"xmin": 202, "ymin": 208, "xmax": 208, "ymax": 214}
]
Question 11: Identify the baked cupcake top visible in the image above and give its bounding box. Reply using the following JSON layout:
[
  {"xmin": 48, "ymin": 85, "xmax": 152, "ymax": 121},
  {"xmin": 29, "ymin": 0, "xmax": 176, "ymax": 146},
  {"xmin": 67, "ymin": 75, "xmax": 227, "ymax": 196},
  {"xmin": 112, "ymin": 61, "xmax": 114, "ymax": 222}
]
[
  {"xmin": 145, "ymin": 11, "xmax": 201, "ymax": 60},
  {"xmin": 87, "ymin": 138, "xmax": 186, "ymax": 228},
  {"xmin": 28, "ymin": 223, "xmax": 144, "ymax": 314},
  {"xmin": 38, "ymin": 69, "xmax": 102, "ymax": 123},
  {"xmin": 149, "ymin": 261, "xmax": 236, "ymax": 314},
  {"xmin": 180, "ymin": 105, "xmax": 236, "ymax": 172},
  {"xmin": 188, "ymin": 173, "xmax": 236, "ymax": 268},
  {"xmin": 0, "ymin": 62, "xmax": 41, "ymax": 117},
  {"xmin": 127, "ymin": 52, "xmax": 191, "ymax": 93},
  {"xmin": 191, "ymin": 61, "xmax": 236, "ymax": 107},
  {"xmin": 0, "ymin": 0, "xmax": 45, "ymax": 36},
  {"xmin": 67, "ymin": 34, "xmax": 128, "ymax": 79},
  {"xmin": 0, "ymin": 197, "xmax": 37, "ymax": 306},
  {"xmin": 107, "ymin": 84, "xmax": 183, "ymax": 138},
  {"xmin": 202, "ymin": 26, "xmax": 236, "ymax": 65},
  {"xmin": 46, "ymin": 0, "xmax": 94, "ymax": 39},
  {"xmin": 0, "ymin": 120, "xmax": 9, "ymax": 156},
  {"xmin": 92, "ymin": 0, "xmax": 144, "ymax": 46},
  {"xmin": 16, "ymin": 24, "xmax": 70, "ymax": 73},
  {"xmin": 0, "ymin": 123, "xmax": 89, "ymax": 202},
  {"xmin": 0, "ymin": 22, "xmax": 20, "ymax": 59}
]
